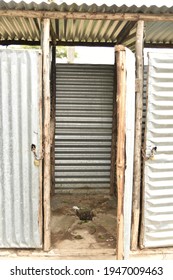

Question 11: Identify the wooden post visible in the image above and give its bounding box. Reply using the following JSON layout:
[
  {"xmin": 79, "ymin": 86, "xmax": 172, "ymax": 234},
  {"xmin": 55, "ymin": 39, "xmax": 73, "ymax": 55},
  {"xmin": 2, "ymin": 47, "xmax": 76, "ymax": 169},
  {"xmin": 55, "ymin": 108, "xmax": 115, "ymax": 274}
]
[
  {"xmin": 50, "ymin": 44, "xmax": 56, "ymax": 196},
  {"xmin": 131, "ymin": 20, "xmax": 144, "ymax": 251},
  {"xmin": 42, "ymin": 18, "xmax": 51, "ymax": 251},
  {"xmin": 1, "ymin": 10, "xmax": 173, "ymax": 22},
  {"xmin": 38, "ymin": 52, "xmax": 43, "ymax": 245},
  {"xmin": 115, "ymin": 45, "xmax": 126, "ymax": 260},
  {"xmin": 110, "ymin": 61, "xmax": 117, "ymax": 195}
]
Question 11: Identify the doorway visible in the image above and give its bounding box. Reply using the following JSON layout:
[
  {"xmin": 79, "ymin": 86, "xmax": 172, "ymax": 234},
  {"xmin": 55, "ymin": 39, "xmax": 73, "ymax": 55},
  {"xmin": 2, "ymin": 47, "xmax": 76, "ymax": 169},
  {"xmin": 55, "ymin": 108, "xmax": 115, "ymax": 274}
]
[
  {"xmin": 51, "ymin": 62, "xmax": 117, "ymax": 254},
  {"xmin": 49, "ymin": 47, "xmax": 135, "ymax": 259}
]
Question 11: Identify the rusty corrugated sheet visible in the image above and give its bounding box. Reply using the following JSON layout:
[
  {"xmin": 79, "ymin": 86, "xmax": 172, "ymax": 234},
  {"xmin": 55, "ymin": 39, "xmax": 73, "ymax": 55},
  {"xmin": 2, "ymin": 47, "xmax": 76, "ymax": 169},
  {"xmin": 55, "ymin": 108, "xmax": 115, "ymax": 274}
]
[
  {"xmin": 141, "ymin": 52, "xmax": 173, "ymax": 248},
  {"xmin": 0, "ymin": 49, "xmax": 42, "ymax": 248}
]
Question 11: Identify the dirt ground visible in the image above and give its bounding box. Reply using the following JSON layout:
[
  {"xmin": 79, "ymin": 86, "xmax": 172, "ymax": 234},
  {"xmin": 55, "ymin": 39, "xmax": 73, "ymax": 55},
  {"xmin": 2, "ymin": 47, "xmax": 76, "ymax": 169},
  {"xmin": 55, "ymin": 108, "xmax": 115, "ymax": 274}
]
[
  {"xmin": 1, "ymin": 193, "xmax": 173, "ymax": 260},
  {"xmin": 51, "ymin": 193, "xmax": 117, "ymax": 251}
]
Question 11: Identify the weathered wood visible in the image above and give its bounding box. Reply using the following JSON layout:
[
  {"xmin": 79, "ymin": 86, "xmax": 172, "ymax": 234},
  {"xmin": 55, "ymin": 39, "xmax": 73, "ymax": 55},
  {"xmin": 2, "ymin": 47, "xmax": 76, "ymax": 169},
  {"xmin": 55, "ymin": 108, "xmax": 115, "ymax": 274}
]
[
  {"xmin": 42, "ymin": 18, "xmax": 51, "ymax": 252},
  {"xmin": 0, "ymin": 40, "xmax": 41, "ymax": 46},
  {"xmin": 1, "ymin": 10, "xmax": 173, "ymax": 22},
  {"xmin": 144, "ymin": 43, "xmax": 173, "ymax": 49},
  {"xmin": 38, "ymin": 51, "xmax": 43, "ymax": 244},
  {"xmin": 115, "ymin": 45, "xmax": 126, "ymax": 260},
  {"xmin": 3, "ymin": 40, "xmax": 172, "ymax": 49},
  {"xmin": 0, "ymin": 40, "xmax": 115, "ymax": 47},
  {"xmin": 110, "ymin": 63, "xmax": 117, "ymax": 196},
  {"xmin": 139, "ymin": 64, "xmax": 149, "ymax": 250},
  {"xmin": 131, "ymin": 20, "xmax": 144, "ymax": 251},
  {"xmin": 50, "ymin": 45, "xmax": 56, "ymax": 196}
]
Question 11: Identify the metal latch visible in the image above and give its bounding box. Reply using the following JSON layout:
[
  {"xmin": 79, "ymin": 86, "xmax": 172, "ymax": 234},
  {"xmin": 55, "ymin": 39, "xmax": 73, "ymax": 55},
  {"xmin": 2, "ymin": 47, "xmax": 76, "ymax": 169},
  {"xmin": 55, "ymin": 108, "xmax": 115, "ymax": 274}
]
[
  {"xmin": 31, "ymin": 144, "xmax": 44, "ymax": 166},
  {"xmin": 142, "ymin": 146, "xmax": 157, "ymax": 161}
]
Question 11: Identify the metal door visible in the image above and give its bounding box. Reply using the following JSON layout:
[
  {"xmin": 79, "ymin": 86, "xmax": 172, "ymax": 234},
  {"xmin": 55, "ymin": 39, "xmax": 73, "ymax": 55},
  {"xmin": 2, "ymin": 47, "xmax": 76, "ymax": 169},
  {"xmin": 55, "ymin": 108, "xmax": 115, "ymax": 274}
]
[
  {"xmin": 141, "ymin": 52, "xmax": 173, "ymax": 248},
  {"xmin": 0, "ymin": 50, "xmax": 42, "ymax": 248},
  {"xmin": 55, "ymin": 64, "xmax": 114, "ymax": 190}
]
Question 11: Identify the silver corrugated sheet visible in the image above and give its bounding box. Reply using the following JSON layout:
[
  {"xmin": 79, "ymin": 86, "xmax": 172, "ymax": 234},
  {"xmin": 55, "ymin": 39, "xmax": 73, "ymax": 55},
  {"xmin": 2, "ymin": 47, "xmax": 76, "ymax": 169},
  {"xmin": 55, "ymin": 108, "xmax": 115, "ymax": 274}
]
[
  {"xmin": 141, "ymin": 52, "xmax": 173, "ymax": 248},
  {"xmin": 52, "ymin": 19, "xmax": 133, "ymax": 45},
  {"xmin": 142, "ymin": 66, "xmax": 147, "ymax": 143},
  {"xmin": 0, "ymin": 16, "xmax": 41, "ymax": 41},
  {"xmin": 143, "ymin": 67, "xmax": 147, "ymax": 121},
  {"xmin": 0, "ymin": 49, "xmax": 42, "ymax": 248},
  {"xmin": 140, "ymin": 65, "xmax": 148, "ymax": 202},
  {"xmin": 145, "ymin": 22, "xmax": 173, "ymax": 45},
  {"xmin": 55, "ymin": 63, "xmax": 114, "ymax": 189}
]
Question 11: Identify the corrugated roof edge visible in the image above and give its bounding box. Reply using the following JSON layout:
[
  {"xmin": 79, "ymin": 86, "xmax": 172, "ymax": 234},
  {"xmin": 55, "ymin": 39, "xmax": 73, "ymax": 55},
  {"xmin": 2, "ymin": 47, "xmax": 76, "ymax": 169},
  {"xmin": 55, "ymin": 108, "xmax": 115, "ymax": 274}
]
[{"xmin": 0, "ymin": 0, "xmax": 173, "ymax": 14}]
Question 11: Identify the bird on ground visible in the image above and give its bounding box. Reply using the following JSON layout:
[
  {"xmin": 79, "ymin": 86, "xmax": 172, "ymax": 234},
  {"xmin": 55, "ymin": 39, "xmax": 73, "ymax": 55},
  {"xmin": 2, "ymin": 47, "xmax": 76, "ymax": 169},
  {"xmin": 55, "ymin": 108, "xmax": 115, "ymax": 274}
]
[{"xmin": 73, "ymin": 206, "xmax": 95, "ymax": 221}]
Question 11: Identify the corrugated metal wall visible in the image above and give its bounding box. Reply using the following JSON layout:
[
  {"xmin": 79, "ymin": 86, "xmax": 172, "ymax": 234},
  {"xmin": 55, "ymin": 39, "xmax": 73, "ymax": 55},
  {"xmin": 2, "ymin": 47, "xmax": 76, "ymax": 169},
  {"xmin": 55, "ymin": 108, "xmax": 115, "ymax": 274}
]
[
  {"xmin": 142, "ymin": 66, "xmax": 147, "ymax": 144},
  {"xmin": 141, "ymin": 66, "xmax": 148, "ymax": 189},
  {"xmin": 55, "ymin": 64, "xmax": 114, "ymax": 189},
  {"xmin": 0, "ymin": 50, "xmax": 42, "ymax": 248},
  {"xmin": 141, "ymin": 52, "xmax": 173, "ymax": 248}
]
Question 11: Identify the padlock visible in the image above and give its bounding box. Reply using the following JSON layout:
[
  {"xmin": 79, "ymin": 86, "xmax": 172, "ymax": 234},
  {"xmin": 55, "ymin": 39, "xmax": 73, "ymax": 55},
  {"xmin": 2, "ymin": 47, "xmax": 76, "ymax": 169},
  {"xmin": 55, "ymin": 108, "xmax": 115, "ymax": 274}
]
[{"xmin": 34, "ymin": 159, "xmax": 40, "ymax": 166}]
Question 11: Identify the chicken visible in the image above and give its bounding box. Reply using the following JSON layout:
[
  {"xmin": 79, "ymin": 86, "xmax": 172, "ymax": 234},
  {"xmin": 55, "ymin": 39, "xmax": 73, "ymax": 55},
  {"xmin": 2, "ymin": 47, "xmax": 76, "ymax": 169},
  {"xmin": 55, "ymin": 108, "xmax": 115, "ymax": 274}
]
[{"xmin": 73, "ymin": 206, "xmax": 94, "ymax": 221}]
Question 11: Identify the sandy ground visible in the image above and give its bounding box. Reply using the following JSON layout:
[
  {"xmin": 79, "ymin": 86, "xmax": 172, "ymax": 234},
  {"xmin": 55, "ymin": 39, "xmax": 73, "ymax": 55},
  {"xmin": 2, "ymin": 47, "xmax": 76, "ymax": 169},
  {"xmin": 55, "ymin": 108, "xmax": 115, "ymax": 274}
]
[
  {"xmin": 1, "ymin": 193, "xmax": 173, "ymax": 260},
  {"xmin": 51, "ymin": 193, "xmax": 117, "ymax": 251}
]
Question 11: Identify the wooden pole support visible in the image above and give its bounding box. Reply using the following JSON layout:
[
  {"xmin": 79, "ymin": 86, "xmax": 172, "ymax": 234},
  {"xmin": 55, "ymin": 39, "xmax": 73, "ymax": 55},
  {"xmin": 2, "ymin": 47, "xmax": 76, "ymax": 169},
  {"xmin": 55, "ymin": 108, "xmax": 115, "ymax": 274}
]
[
  {"xmin": 42, "ymin": 18, "xmax": 51, "ymax": 251},
  {"xmin": 115, "ymin": 45, "xmax": 126, "ymax": 260},
  {"xmin": 131, "ymin": 20, "xmax": 144, "ymax": 251},
  {"xmin": 50, "ymin": 45, "xmax": 56, "ymax": 196},
  {"xmin": 110, "ymin": 54, "xmax": 117, "ymax": 196},
  {"xmin": 1, "ymin": 10, "xmax": 173, "ymax": 22}
]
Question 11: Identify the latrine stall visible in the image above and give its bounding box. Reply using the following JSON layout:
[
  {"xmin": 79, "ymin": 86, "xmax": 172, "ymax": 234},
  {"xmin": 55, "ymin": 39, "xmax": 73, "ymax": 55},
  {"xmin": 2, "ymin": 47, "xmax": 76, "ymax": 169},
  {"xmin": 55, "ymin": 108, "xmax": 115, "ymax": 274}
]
[{"xmin": 1, "ymin": 1, "xmax": 173, "ymax": 260}]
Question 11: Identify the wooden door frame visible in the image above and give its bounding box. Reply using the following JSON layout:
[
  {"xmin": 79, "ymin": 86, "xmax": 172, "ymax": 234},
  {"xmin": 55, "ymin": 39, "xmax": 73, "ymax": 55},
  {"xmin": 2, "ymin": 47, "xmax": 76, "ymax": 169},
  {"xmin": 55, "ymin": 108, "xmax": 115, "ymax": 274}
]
[{"xmin": 42, "ymin": 18, "xmax": 51, "ymax": 252}]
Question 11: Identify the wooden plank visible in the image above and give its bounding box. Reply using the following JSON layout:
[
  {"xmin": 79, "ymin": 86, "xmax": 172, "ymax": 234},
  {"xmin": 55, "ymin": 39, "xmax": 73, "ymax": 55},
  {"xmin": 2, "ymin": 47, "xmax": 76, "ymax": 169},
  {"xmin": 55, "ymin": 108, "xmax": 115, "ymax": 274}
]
[
  {"xmin": 110, "ymin": 61, "xmax": 117, "ymax": 196},
  {"xmin": 0, "ymin": 40, "xmax": 41, "ymax": 46},
  {"xmin": 1, "ymin": 10, "xmax": 173, "ymax": 22},
  {"xmin": 3, "ymin": 40, "xmax": 172, "ymax": 49},
  {"xmin": 0, "ymin": 40, "xmax": 115, "ymax": 47},
  {"xmin": 50, "ymin": 45, "xmax": 56, "ymax": 196},
  {"xmin": 131, "ymin": 20, "xmax": 144, "ymax": 251},
  {"xmin": 115, "ymin": 45, "xmax": 126, "ymax": 260},
  {"xmin": 144, "ymin": 43, "xmax": 173, "ymax": 48},
  {"xmin": 42, "ymin": 18, "xmax": 51, "ymax": 252}
]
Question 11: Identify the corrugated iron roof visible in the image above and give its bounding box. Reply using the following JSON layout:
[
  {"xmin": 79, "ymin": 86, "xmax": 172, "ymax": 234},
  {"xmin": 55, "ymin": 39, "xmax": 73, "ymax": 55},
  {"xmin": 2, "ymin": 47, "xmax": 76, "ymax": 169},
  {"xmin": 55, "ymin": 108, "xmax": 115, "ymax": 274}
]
[
  {"xmin": 1, "ymin": 1, "xmax": 173, "ymax": 13},
  {"xmin": 1, "ymin": 1, "xmax": 173, "ymax": 49},
  {"xmin": 2, "ymin": 0, "xmax": 173, "ymax": 7}
]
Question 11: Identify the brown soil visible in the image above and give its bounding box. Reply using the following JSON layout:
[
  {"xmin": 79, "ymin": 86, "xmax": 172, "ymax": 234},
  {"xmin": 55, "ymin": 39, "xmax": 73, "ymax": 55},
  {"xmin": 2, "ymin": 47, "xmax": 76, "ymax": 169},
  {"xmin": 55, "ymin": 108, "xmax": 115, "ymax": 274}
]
[{"xmin": 51, "ymin": 193, "xmax": 117, "ymax": 250}]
